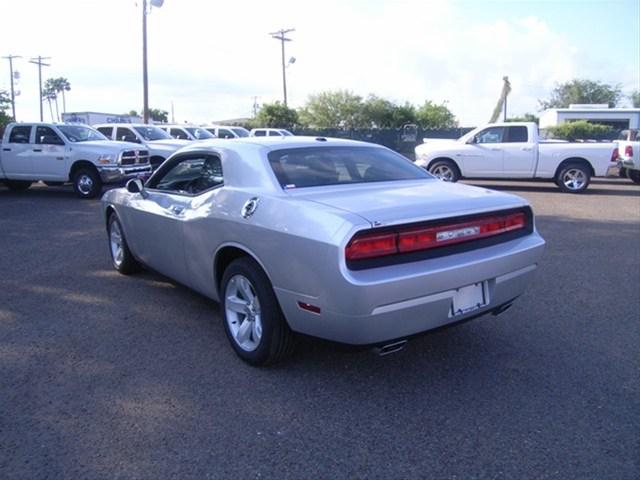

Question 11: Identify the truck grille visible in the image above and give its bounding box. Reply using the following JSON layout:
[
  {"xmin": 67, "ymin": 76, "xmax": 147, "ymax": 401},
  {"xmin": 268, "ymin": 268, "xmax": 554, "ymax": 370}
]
[{"xmin": 120, "ymin": 150, "xmax": 150, "ymax": 165}]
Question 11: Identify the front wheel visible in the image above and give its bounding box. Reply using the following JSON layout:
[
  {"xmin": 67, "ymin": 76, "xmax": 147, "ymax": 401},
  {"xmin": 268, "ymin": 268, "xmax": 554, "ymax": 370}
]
[
  {"xmin": 107, "ymin": 213, "xmax": 141, "ymax": 274},
  {"xmin": 628, "ymin": 170, "xmax": 640, "ymax": 184},
  {"xmin": 73, "ymin": 168, "xmax": 102, "ymax": 199},
  {"xmin": 428, "ymin": 160, "xmax": 460, "ymax": 182},
  {"xmin": 4, "ymin": 180, "xmax": 32, "ymax": 191},
  {"xmin": 221, "ymin": 257, "xmax": 296, "ymax": 365},
  {"xmin": 556, "ymin": 163, "xmax": 591, "ymax": 193}
]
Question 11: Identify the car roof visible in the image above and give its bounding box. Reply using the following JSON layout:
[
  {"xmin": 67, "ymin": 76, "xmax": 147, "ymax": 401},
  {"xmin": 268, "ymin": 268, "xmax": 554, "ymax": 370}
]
[{"xmin": 176, "ymin": 136, "xmax": 381, "ymax": 154}]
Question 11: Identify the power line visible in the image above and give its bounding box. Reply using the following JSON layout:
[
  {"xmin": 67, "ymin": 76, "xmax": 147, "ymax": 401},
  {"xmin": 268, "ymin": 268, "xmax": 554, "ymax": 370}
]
[
  {"xmin": 1, "ymin": 55, "xmax": 21, "ymax": 121},
  {"xmin": 29, "ymin": 56, "xmax": 51, "ymax": 122},
  {"xmin": 269, "ymin": 28, "xmax": 294, "ymax": 106}
]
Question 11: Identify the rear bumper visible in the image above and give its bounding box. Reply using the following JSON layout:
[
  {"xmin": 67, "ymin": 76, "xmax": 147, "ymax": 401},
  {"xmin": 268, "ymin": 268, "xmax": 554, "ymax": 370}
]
[
  {"xmin": 98, "ymin": 165, "xmax": 151, "ymax": 184},
  {"xmin": 275, "ymin": 232, "xmax": 545, "ymax": 345}
]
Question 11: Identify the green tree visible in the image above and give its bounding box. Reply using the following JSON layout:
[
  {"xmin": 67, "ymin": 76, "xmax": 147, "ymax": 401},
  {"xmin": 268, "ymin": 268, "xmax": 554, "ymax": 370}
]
[
  {"xmin": 415, "ymin": 101, "xmax": 457, "ymax": 128},
  {"xmin": 148, "ymin": 108, "xmax": 168, "ymax": 123},
  {"xmin": 53, "ymin": 77, "xmax": 71, "ymax": 113},
  {"xmin": 506, "ymin": 113, "xmax": 539, "ymax": 124},
  {"xmin": 299, "ymin": 90, "xmax": 366, "ymax": 128},
  {"xmin": 0, "ymin": 90, "xmax": 13, "ymax": 130},
  {"xmin": 539, "ymin": 79, "xmax": 622, "ymax": 109},
  {"xmin": 361, "ymin": 95, "xmax": 396, "ymax": 128},
  {"xmin": 43, "ymin": 78, "xmax": 60, "ymax": 121},
  {"xmin": 126, "ymin": 110, "xmax": 139, "ymax": 117},
  {"xmin": 255, "ymin": 101, "xmax": 298, "ymax": 128},
  {"xmin": 546, "ymin": 120, "xmax": 613, "ymax": 141},
  {"xmin": 631, "ymin": 90, "xmax": 640, "ymax": 108}
]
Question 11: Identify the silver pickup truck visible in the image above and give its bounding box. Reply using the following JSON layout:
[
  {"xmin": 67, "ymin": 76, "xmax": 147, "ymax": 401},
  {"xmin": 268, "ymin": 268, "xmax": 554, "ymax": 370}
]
[{"xmin": 0, "ymin": 122, "xmax": 151, "ymax": 198}]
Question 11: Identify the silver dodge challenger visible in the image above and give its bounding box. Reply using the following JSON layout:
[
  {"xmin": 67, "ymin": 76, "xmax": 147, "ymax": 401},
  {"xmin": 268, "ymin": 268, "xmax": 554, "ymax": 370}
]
[{"xmin": 102, "ymin": 137, "xmax": 545, "ymax": 365}]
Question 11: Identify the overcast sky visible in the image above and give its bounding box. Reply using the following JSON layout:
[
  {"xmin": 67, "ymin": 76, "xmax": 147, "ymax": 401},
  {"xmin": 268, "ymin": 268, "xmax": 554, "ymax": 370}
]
[{"xmin": 1, "ymin": 0, "xmax": 638, "ymax": 126}]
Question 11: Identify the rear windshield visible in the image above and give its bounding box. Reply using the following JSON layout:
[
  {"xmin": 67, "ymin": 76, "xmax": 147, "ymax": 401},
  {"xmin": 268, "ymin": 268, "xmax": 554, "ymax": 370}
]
[{"xmin": 268, "ymin": 146, "xmax": 431, "ymax": 189}]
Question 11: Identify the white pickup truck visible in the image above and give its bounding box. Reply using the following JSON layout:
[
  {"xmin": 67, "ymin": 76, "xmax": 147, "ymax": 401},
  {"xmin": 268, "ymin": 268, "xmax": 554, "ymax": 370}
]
[
  {"xmin": 415, "ymin": 122, "xmax": 619, "ymax": 193},
  {"xmin": 616, "ymin": 129, "xmax": 640, "ymax": 184},
  {"xmin": 94, "ymin": 123, "xmax": 191, "ymax": 170},
  {"xmin": 0, "ymin": 122, "xmax": 151, "ymax": 198}
]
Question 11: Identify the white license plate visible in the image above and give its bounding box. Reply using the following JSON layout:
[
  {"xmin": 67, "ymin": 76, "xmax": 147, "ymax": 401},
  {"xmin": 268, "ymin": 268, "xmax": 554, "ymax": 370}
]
[{"xmin": 451, "ymin": 282, "xmax": 487, "ymax": 316}]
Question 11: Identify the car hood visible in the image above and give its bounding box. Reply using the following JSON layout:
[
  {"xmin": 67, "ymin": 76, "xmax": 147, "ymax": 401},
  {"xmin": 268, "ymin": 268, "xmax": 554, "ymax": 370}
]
[
  {"xmin": 75, "ymin": 140, "xmax": 145, "ymax": 151},
  {"xmin": 289, "ymin": 179, "xmax": 528, "ymax": 227},
  {"xmin": 147, "ymin": 139, "xmax": 192, "ymax": 148}
]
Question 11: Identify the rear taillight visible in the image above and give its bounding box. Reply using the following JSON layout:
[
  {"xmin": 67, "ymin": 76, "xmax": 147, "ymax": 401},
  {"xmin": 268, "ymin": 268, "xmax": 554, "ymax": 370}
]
[
  {"xmin": 345, "ymin": 211, "xmax": 529, "ymax": 262},
  {"xmin": 625, "ymin": 145, "xmax": 633, "ymax": 157},
  {"xmin": 611, "ymin": 149, "xmax": 620, "ymax": 162}
]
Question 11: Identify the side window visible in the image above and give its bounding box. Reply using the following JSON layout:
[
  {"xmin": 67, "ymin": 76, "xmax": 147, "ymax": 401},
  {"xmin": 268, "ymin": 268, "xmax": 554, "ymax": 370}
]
[
  {"xmin": 170, "ymin": 128, "xmax": 189, "ymax": 140},
  {"xmin": 96, "ymin": 127, "xmax": 113, "ymax": 139},
  {"xmin": 35, "ymin": 126, "xmax": 64, "ymax": 145},
  {"xmin": 218, "ymin": 128, "xmax": 234, "ymax": 139},
  {"xmin": 254, "ymin": 130, "xmax": 266, "ymax": 137},
  {"xmin": 151, "ymin": 155, "xmax": 223, "ymax": 194},
  {"xmin": 116, "ymin": 127, "xmax": 139, "ymax": 143},
  {"xmin": 8, "ymin": 126, "xmax": 32, "ymax": 144},
  {"xmin": 506, "ymin": 126, "xmax": 528, "ymax": 143},
  {"xmin": 475, "ymin": 127, "xmax": 504, "ymax": 144},
  {"xmin": 268, "ymin": 130, "xmax": 282, "ymax": 136}
]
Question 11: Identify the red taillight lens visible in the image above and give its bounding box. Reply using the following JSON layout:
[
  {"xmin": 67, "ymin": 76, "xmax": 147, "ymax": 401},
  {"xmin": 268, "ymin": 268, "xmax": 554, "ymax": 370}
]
[
  {"xmin": 346, "ymin": 211, "xmax": 528, "ymax": 261},
  {"xmin": 625, "ymin": 145, "xmax": 633, "ymax": 157},
  {"xmin": 611, "ymin": 149, "xmax": 620, "ymax": 162},
  {"xmin": 345, "ymin": 232, "xmax": 398, "ymax": 260}
]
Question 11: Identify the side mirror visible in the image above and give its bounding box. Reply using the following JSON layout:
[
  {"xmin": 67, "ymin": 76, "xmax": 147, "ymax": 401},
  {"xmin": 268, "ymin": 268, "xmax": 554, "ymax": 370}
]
[
  {"xmin": 126, "ymin": 178, "xmax": 144, "ymax": 194},
  {"xmin": 466, "ymin": 136, "xmax": 477, "ymax": 145}
]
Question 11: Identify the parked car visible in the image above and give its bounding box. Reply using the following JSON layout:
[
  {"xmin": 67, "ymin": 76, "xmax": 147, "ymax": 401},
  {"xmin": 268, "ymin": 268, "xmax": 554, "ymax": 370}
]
[
  {"xmin": 249, "ymin": 128, "xmax": 294, "ymax": 137},
  {"xmin": 95, "ymin": 123, "xmax": 191, "ymax": 169},
  {"xmin": 159, "ymin": 125, "xmax": 215, "ymax": 141},
  {"xmin": 415, "ymin": 122, "xmax": 619, "ymax": 193},
  {"xmin": 205, "ymin": 126, "xmax": 250, "ymax": 139},
  {"xmin": 616, "ymin": 129, "xmax": 640, "ymax": 184},
  {"xmin": 0, "ymin": 122, "xmax": 150, "ymax": 198},
  {"xmin": 102, "ymin": 137, "xmax": 545, "ymax": 365}
]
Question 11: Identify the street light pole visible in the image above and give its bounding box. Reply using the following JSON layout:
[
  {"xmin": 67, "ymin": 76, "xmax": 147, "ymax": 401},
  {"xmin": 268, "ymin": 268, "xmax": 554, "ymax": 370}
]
[
  {"xmin": 269, "ymin": 28, "xmax": 294, "ymax": 106},
  {"xmin": 2, "ymin": 55, "xmax": 20, "ymax": 121},
  {"xmin": 29, "ymin": 56, "xmax": 51, "ymax": 122},
  {"xmin": 142, "ymin": 0, "xmax": 149, "ymax": 123}
]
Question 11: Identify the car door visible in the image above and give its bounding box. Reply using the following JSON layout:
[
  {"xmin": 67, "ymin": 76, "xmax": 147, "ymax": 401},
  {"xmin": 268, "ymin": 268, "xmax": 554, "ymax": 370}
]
[
  {"xmin": 116, "ymin": 127, "xmax": 141, "ymax": 144},
  {"xmin": 460, "ymin": 126, "xmax": 505, "ymax": 177},
  {"xmin": 120, "ymin": 153, "xmax": 223, "ymax": 285},
  {"xmin": 96, "ymin": 126, "xmax": 114, "ymax": 139},
  {"xmin": 501, "ymin": 126, "xmax": 536, "ymax": 177},
  {"xmin": 31, "ymin": 126, "xmax": 68, "ymax": 180},
  {"xmin": 170, "ymin": 128, "xmax": 190, "ymax": 140},
  {"xmin": 1, "ymin": 125, "xmax": 34, "ymax": 178}
]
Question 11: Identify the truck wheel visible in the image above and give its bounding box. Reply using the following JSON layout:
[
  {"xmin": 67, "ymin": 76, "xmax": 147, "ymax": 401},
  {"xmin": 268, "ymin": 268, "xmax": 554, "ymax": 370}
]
[
  {"xmin": 628, "ymin": 170, "xmax": 640, "ymax": 184},
  {"xmin": 221, "ymin": 257, "xmax": 296, "ymax": 366},
  {"xmin": 619, "ymin": 168, "xmax": 627, "ymax": 178},
  {"xmin": 429, "ymin": 160, "xmax": 460, "ymax": 182},
  {"xmin": 556, "ymin": 163, "xmax": 591, "ymax": 193},
  {"xmin": 73, "ymin": 168, "xmax": 102, "ymax": 199},
  {"xmin": 4, "ymin": 180, "xmax": 32, "ymax": 191},
  {"xmin": 107, "ymin": 213, "xmax": 141, "ymax": 274}
]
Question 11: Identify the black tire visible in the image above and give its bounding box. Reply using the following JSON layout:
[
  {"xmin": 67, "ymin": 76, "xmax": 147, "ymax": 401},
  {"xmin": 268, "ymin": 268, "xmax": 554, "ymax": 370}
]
[
  {"xmin": 619, "ymin": 167, "xmax": 628, "ymax": 178},
  {"xmin": 628, "ymin": 170, "xmax": 640, "ymax": 184},
  {"xmin": 428, "ymin": 159, "xmax": 461, "ymax": 182},
  {"xmin": 555, "ymin": 163, "xmax": 591, "ymax": 193},
  {"xmin": 4, "ymin": 180, "xmax": 32, "ymax": 191},
  {"xmin": 72, "ymin": 167, "xmax": 102, "ymax": 199},
  {"xmin": 220, "ymin": 257, "xmax": 296, "ymax": 365},
  {"xmin": 44, "ymin": 181, "xmax": 64, "ymax": 187},
  {"xmin": 107, "ymin": 213, "xmax": 141, "ymax": 275}
]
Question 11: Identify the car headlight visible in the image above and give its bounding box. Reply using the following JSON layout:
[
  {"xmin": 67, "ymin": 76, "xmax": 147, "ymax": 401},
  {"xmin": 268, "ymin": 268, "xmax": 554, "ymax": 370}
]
[{"xmin": 97, "ymin": 154, "xmax": 115, "ymax": 165}]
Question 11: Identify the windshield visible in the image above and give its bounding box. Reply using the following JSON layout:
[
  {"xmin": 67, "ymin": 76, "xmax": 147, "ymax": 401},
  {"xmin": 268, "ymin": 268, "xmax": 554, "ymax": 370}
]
[
  {"xmin": 58, "ymin": 125, "xmax": 108, "ymax": 142},
  {"xmin": 185, "ymin": 127, "xmax": 215, "ymax": 139},
  {"xmin": 133, "ymin": 126, "xmax": 172, "ymax": 141},
  {"xmin": 232, "ymin": 127, "xmax": 250, "ymax": 137},
  {"xmin": 268, "ymin": 146, "xmax": 431, "ymax": 189}
]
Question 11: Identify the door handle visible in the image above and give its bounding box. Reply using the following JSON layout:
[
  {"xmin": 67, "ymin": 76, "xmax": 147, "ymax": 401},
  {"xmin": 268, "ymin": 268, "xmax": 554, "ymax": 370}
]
[
  {"xmin": 521, "ymin": 147, "xmax": 533, "ymax": 151},
  {"xmin": 33, "ymin": 148, "xmax": 42, "ymax": 152},
  {"xmin": 2, "ymin": 148, "xmax": 10, "ymax": 151},
  {"xmin": 490, "ymin": 148, "xmax": 501, "ymax": 151}
]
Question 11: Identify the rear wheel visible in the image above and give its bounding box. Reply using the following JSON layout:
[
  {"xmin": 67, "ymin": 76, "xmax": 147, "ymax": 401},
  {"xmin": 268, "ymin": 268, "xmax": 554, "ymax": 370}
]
[
  {"xmin": 4, "ymin": 180, "xmax": 32, "ymax": 191},
  {"xmin": 428, "ymin": 160, "xmax": 460, "ymax": 182},
  {"xmin": 556, "ymin": 163, "xmax": 591, "ymax": 193},
  {"xmin": 628, "ymin": 170, "xmax": 640, "ymax": 184},
  {"xmin": 73, "ymin": 168, "xmax": 102, "ymax": 199},
  {"xmin": 107, "ymin": 213, "xmax": 141, "ymax": 274},
  {"xmin": 221, "ymin": 257, "xmax": 296, "ymax": 365}
]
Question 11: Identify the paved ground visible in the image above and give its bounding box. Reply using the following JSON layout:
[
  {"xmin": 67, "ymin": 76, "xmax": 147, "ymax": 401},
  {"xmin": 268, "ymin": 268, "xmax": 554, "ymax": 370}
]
[{"xmin": 1, "ymin": 178, "xmax": 639, "ymax": 479}]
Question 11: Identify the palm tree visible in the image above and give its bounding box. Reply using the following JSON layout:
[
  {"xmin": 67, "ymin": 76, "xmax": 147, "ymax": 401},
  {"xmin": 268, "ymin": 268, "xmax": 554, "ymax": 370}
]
[
  {"xmin": 44, "ymin": 78, "xmax": 60, "ymax": 121},
  {"xmin": 54, "ymin": 77, "xmax": 71, "ymax": 113},
  {"xmin": 42, "ymin": 84, "xmax": 57, "ymax": 122}
]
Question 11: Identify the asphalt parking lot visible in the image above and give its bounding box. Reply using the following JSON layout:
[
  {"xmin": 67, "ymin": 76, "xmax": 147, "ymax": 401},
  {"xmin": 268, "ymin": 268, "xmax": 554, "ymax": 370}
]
[{"xmin": 1, "ymin": 178, "xmax": 639, "ymax": 479}]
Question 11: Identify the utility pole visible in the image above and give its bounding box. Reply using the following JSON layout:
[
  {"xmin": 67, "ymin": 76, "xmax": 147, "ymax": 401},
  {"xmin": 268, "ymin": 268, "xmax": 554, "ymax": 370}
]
[
  {"xmin": 29, "ymin": 56, "xmax": 51, "ymax": 122},
  {"xmin": 142, "ymin": 0, "xmax": 149, "ymax": 123},
  {"xmin": 269, "ymin": 28, "xmax": 294, "ymax": 106},
  {"xmin": 2, "ymin": 55, "xmax": 21, "ymax": 121},
  {"xmin": 252, "ymin": 96, "xmax": 259, "ymax": 117}
]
